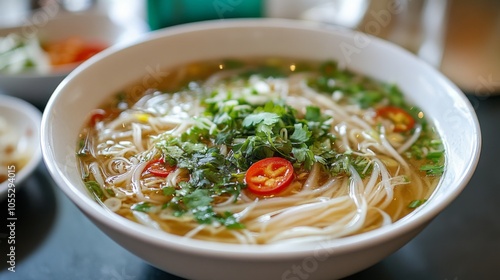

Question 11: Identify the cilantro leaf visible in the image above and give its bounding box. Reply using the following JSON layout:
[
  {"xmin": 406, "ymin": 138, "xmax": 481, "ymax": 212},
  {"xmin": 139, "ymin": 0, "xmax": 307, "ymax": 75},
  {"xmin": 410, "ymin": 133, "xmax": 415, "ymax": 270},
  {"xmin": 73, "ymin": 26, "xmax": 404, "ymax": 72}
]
[
  {"xmin": 305, "ymin": 106, "xmax": 321, "ymax": 122},
  {"xmin": 408, "ymin": 199, "xmax": 427, "ymax": 209},
  {"xmin": 184, "ymin": 189, "xmax": 212, "ymax": 209},
  {"xmin": 162, "ymin": 186, "xmax": 176, "ymax": 196},
  {"xmin": 290, "ymin": 123, "xmax": 311, "ymax": 144},
  {"xmin": 131, "ymin": 202, "xmax": 153, "ymax": 213},
  {"xmin": 242, "ymin": 112, "xmax": 280, "ymax": 127},
  {"xmin": 420, "ymin": 164, "xmax": 444, "ymax": 176},
  {"xmin": 85, "ymin": 181, "xmax": 104, "ymax": 200},
  {"xmin": 221, "ymin": 211, "xmax": 245, "ymax": 229}
]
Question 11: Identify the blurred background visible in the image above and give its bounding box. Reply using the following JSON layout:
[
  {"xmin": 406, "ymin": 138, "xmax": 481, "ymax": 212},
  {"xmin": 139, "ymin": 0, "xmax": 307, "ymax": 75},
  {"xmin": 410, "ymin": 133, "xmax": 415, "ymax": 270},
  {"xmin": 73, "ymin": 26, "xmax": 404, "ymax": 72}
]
[{"xmin": 0, "ymin": 0, "xmax": 499, "ymax": 104}]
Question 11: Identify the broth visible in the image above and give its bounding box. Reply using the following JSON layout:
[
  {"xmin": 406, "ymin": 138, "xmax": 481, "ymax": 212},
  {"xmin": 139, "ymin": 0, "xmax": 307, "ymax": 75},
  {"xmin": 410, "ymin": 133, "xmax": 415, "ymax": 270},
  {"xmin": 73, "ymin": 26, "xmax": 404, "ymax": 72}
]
[{"xmin": 77, "ymin": 58, "xmax": 444, "ymax": 244}]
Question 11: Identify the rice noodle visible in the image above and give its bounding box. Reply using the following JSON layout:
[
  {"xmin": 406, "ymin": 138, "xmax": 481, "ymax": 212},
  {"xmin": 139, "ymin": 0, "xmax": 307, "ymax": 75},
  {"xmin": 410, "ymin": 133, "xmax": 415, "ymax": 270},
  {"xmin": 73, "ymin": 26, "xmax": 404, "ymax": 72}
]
[
  {"xmin": 397, "ymin": 123, "xmax": 423, "ymax": 154},
  {"xmin": 77, "ymin": 59, "xmax": 443, "ymax": 245},
  {"xmin": 130, "ymin": 161, "xmax": 150, "ymax": 202},
  {"xmin": 379, "ymin": 126, "xmax": 410, "ymax": 170}
]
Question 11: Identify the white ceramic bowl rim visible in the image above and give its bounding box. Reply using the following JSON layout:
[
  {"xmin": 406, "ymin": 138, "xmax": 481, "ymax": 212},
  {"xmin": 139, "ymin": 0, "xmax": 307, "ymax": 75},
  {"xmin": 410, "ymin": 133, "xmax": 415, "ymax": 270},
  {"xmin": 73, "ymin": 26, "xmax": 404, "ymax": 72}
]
[{"xmin": 41, "ymin": 18, "xmax": 481, "ymax": 259}]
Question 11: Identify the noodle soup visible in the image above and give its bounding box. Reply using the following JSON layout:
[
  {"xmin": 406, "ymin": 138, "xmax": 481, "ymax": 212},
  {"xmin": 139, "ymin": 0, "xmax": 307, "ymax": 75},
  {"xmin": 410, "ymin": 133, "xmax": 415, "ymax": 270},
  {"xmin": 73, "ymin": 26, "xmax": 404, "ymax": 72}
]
[{"xmin": 77, "ymin": 58, "xmax": 444, "ymax": 244}]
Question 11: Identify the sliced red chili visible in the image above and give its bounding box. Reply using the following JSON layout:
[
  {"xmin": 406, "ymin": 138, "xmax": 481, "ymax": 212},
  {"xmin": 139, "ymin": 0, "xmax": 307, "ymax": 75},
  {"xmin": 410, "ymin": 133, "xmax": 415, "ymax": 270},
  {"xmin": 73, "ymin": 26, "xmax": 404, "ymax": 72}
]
[
  {"xmin": 89, "ymin": 109, "xmax": 107, "ymax": 126},
  {"xmin": 376, "ymin": 106, "xmax": 415, "ymax": 132},
  {"xmin": 245, "ymin": 157, "xmax": 294, "ymax": 196},
  {"xmin": 144, "ymin": 158, "xmax": 176, "ymax": 177}
]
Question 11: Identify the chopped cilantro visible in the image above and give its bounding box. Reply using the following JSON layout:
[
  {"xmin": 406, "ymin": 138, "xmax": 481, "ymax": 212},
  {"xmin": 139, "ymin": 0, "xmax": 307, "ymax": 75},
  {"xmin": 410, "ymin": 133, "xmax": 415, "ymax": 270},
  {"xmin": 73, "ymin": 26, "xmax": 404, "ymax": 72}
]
[
  {"xmin": 386, "ymin": 84, "xmax": 405, "ymax": 107},
  {"xmin": 162, "ymin": 186, "xmax": 176, "ymax": 196},
  {"xmin": 131, "ymin": 202, "xmax": 153, "ymax": 213},
  {"xmin": 426, "ymin": 151, "xmax": 444, "ymax": 161},
  {"xmin": 420, "ymin": 165, "xmax": 444, "ymax": 176},
  {"xmin": 85, "ymin": 181, "xmax": 103, "ymax": 200},
  {"xmin": 353, "ymin": 90, "xmax": 384, "ymax": 109},
  {"xmin": 242, "ymin": 112, "xmax": 280, "ymax": 127},
  {"xmin": 184, "ymin": 189, "xmax": 213, "ymax": 209},
  {"xmin": 408, "ymin": 199, "xmax": 427, "ymax": 209},
  {"xmin": 121, "ymin": 59, "xmax": 445, "ymax": 230},
  {"xmin": 305, "ymin": 106, "xmax": 321, "ymax": 122},
  {"xmin": 221, "ymin": 211, "xmax": 245, "ymax": 229},
  {"xmin": 290, "ymin": 123, "xmax": 312, "ymax": 144}
]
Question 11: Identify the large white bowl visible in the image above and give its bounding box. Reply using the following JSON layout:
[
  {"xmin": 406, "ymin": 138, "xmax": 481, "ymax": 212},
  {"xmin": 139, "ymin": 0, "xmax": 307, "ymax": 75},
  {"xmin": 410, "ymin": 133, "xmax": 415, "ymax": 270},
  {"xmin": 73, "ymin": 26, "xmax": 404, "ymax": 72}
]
[
  {"xmin": 41, "ymin": 19, "xmax": 481, "ymax": 280},
  {"xmin": 0, "ymin": 94, "xmax": 42, "ymax": 199}
]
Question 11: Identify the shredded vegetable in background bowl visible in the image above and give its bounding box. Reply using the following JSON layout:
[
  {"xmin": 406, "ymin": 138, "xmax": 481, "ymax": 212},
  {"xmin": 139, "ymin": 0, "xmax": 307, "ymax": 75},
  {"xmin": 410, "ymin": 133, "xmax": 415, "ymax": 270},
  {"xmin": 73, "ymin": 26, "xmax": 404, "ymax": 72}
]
[
  {"xmin": 0, "ymin": 33, "xmax": 106, "ymax": 75},
  {"xmin": 0, "ymin": 12, "xmax": 146, "ymax": 105},
  {"xmin": 0, "ymin": 34, "xmax": 50, "ymax": 74},
  {"xmin": 0, "ymin": 95, "xmax": 42, "ymax": 200}
]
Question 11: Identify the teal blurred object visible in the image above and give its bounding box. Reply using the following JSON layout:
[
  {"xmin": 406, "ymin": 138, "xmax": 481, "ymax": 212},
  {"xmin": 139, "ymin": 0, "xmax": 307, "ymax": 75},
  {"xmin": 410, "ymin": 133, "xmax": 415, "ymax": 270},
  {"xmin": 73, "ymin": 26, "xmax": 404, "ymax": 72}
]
[{"xmin": 147, "ymin": 0, "xmax": 263, "ymax": 30}]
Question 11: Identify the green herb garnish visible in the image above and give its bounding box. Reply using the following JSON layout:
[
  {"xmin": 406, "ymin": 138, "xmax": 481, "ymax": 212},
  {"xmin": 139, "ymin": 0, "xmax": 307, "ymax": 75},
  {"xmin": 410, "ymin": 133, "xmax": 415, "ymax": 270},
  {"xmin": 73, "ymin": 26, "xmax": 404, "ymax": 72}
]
[{"xmin": 408, "ymin": 199, "xmax": 427, "ymax": 209}]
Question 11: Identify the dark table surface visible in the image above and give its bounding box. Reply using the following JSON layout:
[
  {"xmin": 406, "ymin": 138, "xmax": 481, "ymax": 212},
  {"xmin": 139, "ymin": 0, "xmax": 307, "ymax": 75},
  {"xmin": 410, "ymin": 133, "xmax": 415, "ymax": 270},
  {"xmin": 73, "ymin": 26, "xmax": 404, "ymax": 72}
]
[{"xmin": 0, "ymin": 92, "xmax": 498, "ymax": 280}]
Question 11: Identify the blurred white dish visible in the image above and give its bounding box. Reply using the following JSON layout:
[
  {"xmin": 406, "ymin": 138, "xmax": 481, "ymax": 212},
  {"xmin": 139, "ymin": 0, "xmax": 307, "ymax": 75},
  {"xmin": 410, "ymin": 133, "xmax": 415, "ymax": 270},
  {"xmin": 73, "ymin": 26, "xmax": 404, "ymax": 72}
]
[
  {"xmin": 0, "ymin": 11, "xmax": 146, "ymax": 106},
  {"xmin": 41, "ymin": 19, "xmax": 480, "ymax": 280},
  {"xmin": 0, "ymin": 94, "xmax": 42, "ymax": 200}
]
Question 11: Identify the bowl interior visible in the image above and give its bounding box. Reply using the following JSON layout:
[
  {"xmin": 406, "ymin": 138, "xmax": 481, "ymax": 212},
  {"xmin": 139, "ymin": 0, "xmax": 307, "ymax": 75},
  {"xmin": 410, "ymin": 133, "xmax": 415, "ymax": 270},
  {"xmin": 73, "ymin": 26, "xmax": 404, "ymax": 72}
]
[{"xmin": 41, "ymin": 19, "xmax": 481, "ymax": 255}]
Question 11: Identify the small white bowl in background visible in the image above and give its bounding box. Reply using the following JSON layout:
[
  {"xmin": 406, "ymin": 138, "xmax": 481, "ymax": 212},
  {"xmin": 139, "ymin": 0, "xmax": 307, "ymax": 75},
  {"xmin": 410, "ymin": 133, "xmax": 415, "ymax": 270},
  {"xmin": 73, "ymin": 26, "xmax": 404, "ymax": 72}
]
[
  {"xmin": 41, "ymin": 19, "xmax": 481, "ymax": 280},
  {"xmin": 0, "ymin": 11, "xmax": 147, "ymax": 106},
  {"xmin": 0, "ymin": 94, "xmax": 42, "ymax": 200}
]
